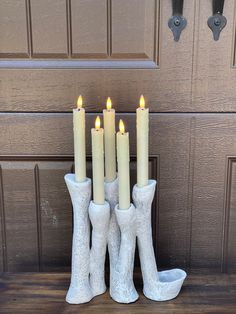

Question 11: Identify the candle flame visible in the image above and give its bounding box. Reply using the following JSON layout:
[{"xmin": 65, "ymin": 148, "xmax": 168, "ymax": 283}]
[
  {"xmin": 95, "ymin": 116, "xmax": 101, "ymax": 130},
  {"xmin": 77, "ymin": 95, "xmax": 83, "ymax": 108},
  {"xmin": 139, "ymin": 95, "xmax": 145, "ymax": 109},
  {"xmin": 106, "ymin": 97, "xmax": 112, "ymax": 110},
  {"xmin": 119, "ymin": 119, "xmax": 125, "ymax": 133}
]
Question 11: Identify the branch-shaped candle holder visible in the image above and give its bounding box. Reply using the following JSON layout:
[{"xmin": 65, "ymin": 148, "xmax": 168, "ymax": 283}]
[
  {"xmin": 65, "ymin": 174, "xmax": 92, "ymax": 304},
  {"xmin": 105, "ymin": 177, "xmax": 138, "ymax": 303},
  {"xmin": 104, "ymin": 177, "xmax": 120, "ymax": 285},
  {"xmin": 65, "ymin": 174, "xmax": 110, "ymax": 304},
  {"xmin": 89, "ymin": 200, "xmax": 110, "ymax": 296},
  {"xmin": 133, "ymin": 180, "xmax": 187, "ymax": 301},
  {"xmin": 110, "ymin": 204, "xmax": 139, "ymax": 303},
  {"xmin": 65, "ymin": 174, "xmax": 186, "ymax": 305}
]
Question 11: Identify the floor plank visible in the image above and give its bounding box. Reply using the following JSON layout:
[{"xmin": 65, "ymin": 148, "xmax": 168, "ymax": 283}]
[{"xmin": 0, "ymin": 272, "xmax": 235, "ymax": 313}]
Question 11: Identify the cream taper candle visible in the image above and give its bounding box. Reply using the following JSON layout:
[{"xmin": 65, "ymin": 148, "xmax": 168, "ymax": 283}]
[
  {"xmin": 91, "ymin": 116, "xmax": 105, "ymax": 204},
  {"xmin": 103, "ymin": 97, "xmax": 116, "ymax": 182},
  {"xmin": 73, "ymin": 95, "xmax": 86, "ymax": 182},
  {"xmin": 117, "ymin": 120, "xmax": 130, "ymax": 210},
  {"xmin": 136, "ymin": 95, "xmax": 149, "ymax": 187}
]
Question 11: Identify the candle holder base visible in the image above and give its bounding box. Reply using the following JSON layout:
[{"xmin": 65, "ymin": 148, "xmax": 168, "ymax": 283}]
[
  {"xmin": 104, "ymin": 177, "xmax": 121, "ymax": 291},
  {"xmin": 66, "ymin": 280, "xmax": 93, "ymax": 305},
  {"xmin": 89, "ymin": 200, "xmax": 110, "ymax": 297},
  {"xmin": 65, "ymin": 174, "xmax": 186, "ymax": 304},
  {"xmin": 133, "ymin": 180, "xmax": 187, "ymax": 302},
  {"xmin": 64, "ymin": 174, "xmax": 93, "ymax": 304},
  {"xmin": 143, "ymin": 268, "xmax": 187, "ymax": 301},
  {"xmin": 110, "ymin": 204, "xmax": 139, "ymax": 304}
]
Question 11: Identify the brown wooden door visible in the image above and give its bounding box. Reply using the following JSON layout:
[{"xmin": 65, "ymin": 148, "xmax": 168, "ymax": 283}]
[{"xmin": 0, "ymin": 0, "xmax": 236, "ymax": 273}]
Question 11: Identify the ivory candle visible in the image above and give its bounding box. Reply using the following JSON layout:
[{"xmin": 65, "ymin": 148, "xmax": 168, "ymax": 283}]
[
  {"xmin": 73, "ymin": 95, "xmax": 86, "ymax": 182},
  {"xmin": 91, "ymin": 116, "xmax": 105, "ymax": 204},
  {"xmin": 117, "ymin": 119, "xmax": 130, "ymax": 210},
  {"xmin": 103, "ymin": 97, "xmax": 116, "ymax": 182},
  {"xmin": 136, "ymin": 95, "xmax": 149, "ymax": 187}
]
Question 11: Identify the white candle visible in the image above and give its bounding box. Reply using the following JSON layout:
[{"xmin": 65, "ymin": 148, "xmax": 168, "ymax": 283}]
[
  {"xmin": 73, "ymin": 95, "xmax": 86, "ymax": 182},
  {"xmin": 91, "ymin": 116, "xmax": 105, "ymax": 204},
  {"xmin": 103, "ymin": 97, "xmax": 116, "ymax": 182},
  {"xmin": 117, "ymin": 119, "xmax": 130, "ymax": 210},
  {"xmin": 136, "ymin": 95, "xmax": 149, "ymax": 187}
]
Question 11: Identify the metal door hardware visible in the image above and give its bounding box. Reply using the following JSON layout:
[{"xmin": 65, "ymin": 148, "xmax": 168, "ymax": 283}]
[
  {"xmin": 207, "ymin": 0, "xmax": 227, "ymax": 41},
  {"xmin": 168, "ymin": 0, "xmax": 187, "ymax": 42}
]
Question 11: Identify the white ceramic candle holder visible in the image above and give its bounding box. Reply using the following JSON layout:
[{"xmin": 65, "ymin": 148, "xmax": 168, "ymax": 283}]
[
  {"xmin": 133, "ymin": 180, "xmax": 187, "ymax": 301},
  {"xmin": 65, "ymin": 173, "xmax": 186, "ymax": 305},
  {"xmin": 65, "ymin": 174, "xmax": 111, "ymax": 304},
  {"xmin": 104, "ymin": 177, "xmax": 120, "ymax": 289},
  {"xmin": 89, "ymin": 200, "xmax": 110, "ymax": 297},
  {"xmin": 64, "ymin": 174, "xmax": 93, "ymax": 304},
  {"xmin": 109, "ymin": 204, "xmax": 139, "ymax": 304}
]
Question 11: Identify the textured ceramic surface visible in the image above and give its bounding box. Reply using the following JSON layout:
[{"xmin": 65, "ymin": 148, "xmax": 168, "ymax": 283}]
[
  {"xmin": 110, "ymin": 204, "xmax": 139, "ymax": 304},
  {"xmin": 104, "ymin": 177, "xmax": 120, "ymax": 290},
  {"xmin": 133, "ymin": 180, "xmax": 187, "ymax": 301},
  {"xmin": 64, "ymin": 174, "xmax": 92, "ymax": 304},
  {"xmin": 65, "ymin": 174, "xmax": 111, "ymax": 304},
  {"xmin": 65, "ymin": 173, "xmax": 186, "ymax": 305},
  {"xmin": 89, "ymin": 200, "xmax": 110, "ymax": 297}
]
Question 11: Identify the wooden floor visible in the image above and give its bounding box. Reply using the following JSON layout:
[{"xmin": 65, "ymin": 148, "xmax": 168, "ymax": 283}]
[{"xmin": 0, "ymin": 272, "xmax": 235, "ymax": 313}]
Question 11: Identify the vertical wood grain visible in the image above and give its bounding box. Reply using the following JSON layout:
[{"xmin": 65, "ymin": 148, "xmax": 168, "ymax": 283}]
[
  {"xmin": 34, "ymin": 164, "xmax": 42, "ymax": 271},
  {"xmin": 152, "ymin": 115, "xmax": 191, "ymax": 268},
  {"xmin": 71, "ymin": 0, "xmax": 107, "ymax": 58},
  {"xmin": 111, "ymin": 0, "xmax": 156, "ymax": 59},
  {"xmin": 38, "ymin": 161, "xmax": 73, "ymax": 271},
  {"xmin": 25, "ymin": 0, "xmax": 33, "ymax": 57},
  {"xmin": 190, "ymin": 116, "xmax": 236, "ymax": 271},
  {"xmin": 185, "ymin": 117, "xmax": 196, "ymax": 269},
  {"xmin": 0, "ymin": 0, "xmax": 28, "ymax": 57},
  {"xmin": 1, "ymin": 162, "xmax": 38, "ymax": 271},
  {"xmin": 223, "ymin": 158, "xmax": 236, "ymax": 272},
  {"xmin": 0, "ymin": 166, "xmax": 7, "ymax": 271},
  {"xmin": 30, "ymin": 0, "xmax": 68, "ymax": 57},
  {"xmin": 192, "ymin": 0, "xmax": 236, "ymax": 111}
]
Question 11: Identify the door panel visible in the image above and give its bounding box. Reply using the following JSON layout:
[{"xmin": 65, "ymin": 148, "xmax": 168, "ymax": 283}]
[
  {"xmin": 192, "ymin": 0, "xmax": 236, "ymax": 111},
  {"xmin": 0, "ymin": 0, "xmax": 236, "ymax": 273},
  {"xmin": 0, "ymin": 0, "xmax": 194, "ymax": 112},
  {"xmin": 30, "ymin": 0, "xmax": 68, "ymax": 57},
  {"xmin": 38, "ymin": 161, "xmax": 73, "ymax": 271},
  {"xmin": 190, "ymin": 115, "xmax": 236, "ymax": 271},
  {"xmin": 71, "ymin": 0, "xmax": 108, "ymax": 57},
  {"xmin": 0, "ymin": 113, "xmax": 192, "ymax": 271},
  {"xmin": 1, "ymin": 113, "xmax": 235, "ymax": 272},
  {"xmin": 0, "ymin": 161, "xmax": 38, "ymax": 271},
  {"xmin": 0, "ymin": 0, "xmax": 28, "ymax": 57}
]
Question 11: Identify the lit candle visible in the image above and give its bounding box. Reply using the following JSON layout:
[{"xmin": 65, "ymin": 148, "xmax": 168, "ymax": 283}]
[
  {"xmin": 136, "ymin": 95, "xmax": 149, "ymax": 187},
  {"xmin": 91, "ymin": 116, "xmax": 105, "ymax": 204},
  {"xmin": 117, "ymin": 119, "xmax": 130, "ymax": 209},
  {"xmin": 103, "ymin": 97, "xmax": 116, "ymax": 182},
  {"xmin": 73, "ymin": 95, "xmax": 86, "ymax": 182}
]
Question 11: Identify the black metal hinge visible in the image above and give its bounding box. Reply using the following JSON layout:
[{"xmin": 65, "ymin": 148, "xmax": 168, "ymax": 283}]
[
  {"xmin": 207, "ymin": 0, "xmax": 227, "ymax": 41},
  {"xmin": 168, "ymin": 0, "xmax": 187, "ymax": 42}
]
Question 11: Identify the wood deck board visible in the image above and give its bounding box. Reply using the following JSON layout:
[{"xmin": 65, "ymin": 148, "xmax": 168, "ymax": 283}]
[{"xmin": 0, "ymin": 272, "xmax": 236, "ymax": 313}]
